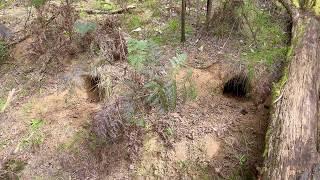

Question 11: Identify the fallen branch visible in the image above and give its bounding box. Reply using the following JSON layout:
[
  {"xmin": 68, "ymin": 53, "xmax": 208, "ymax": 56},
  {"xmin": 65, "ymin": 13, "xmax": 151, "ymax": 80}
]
[
  {"xmin": 81, "ymin": 5, "xmax": 136, "ymax": 15},
  {"xmin": 272, "ymin": 92, "xmax": 283, "ymax": 104},
  {"xmin": 1, "ymin": 88, "xmax": 16, "ymax": 113},
  {"xmin": 8, "ymin": 34, "xmax": 30, "ymax": 47}
]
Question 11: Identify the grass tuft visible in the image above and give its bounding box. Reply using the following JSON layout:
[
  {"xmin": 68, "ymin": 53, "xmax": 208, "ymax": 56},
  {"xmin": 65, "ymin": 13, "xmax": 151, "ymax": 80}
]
[
  {"xmin": 17, "ymin": 119, "xmax": 45, "ymax": 151},
  {"xmin": 0, "ymin": 41, "xmax": 8, "ymax": 63},
  {"xmin": 126, "ymin": 15, "xmax": 143, "ymax": 30}
]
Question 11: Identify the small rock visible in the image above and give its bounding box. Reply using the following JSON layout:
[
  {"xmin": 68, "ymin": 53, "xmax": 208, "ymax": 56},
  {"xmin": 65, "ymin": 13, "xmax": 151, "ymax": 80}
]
[
  {"xmin": 129, "ymin": 164, "xmax": 134, "ymax": 170},
  {"xmin": 215, "ymin": 167, "xmax": 221, "ymax": 173},
  {"xmin": 0, "ymin": 23, "xmax": 11, "ymax": 40},
  {"xmin": 186, "ymin": 132, "xmax": 194, "ymax": 140},
  {"xmin": 198, "ymin": 45, "xmax": 204, "ymax": 52},
  {"xmin": 131, "ymin": 27, "xmax": 142, "ymax": 33}
]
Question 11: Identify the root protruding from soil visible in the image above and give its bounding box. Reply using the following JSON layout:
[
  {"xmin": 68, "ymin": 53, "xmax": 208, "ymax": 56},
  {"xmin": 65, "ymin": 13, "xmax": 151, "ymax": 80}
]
[{"xmin": 223, "ymin": 75, "xmax": 249, "ymax": 97}]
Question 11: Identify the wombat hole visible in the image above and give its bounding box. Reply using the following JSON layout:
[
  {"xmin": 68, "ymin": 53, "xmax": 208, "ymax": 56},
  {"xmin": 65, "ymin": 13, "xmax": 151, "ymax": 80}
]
[
  {"xmin": 223, "ymin": 75, "xmax": 249, "ymax": 97},
  {"xmin": 84, "ymin": 75, "xmax": 105, "ymax": 102}
]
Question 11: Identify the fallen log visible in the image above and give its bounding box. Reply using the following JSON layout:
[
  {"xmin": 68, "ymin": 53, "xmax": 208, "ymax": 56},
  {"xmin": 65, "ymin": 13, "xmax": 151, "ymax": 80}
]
[
  {"xmin": 262, "ymin": 5, "xmax": 320, "ymax": 180},
  {"xmin": 81, "ymin": 5, "xmax": 136, "ymax": 15}
]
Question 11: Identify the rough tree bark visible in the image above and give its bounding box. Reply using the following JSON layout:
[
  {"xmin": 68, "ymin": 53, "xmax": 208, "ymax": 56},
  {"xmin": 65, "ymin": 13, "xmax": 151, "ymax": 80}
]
[{"xmin": 263, "ymin": 1, "xmax": 320, "ymax": 179}]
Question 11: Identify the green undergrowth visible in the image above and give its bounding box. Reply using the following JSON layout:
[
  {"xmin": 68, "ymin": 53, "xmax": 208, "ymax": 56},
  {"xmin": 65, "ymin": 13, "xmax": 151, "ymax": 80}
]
[
  {"xmin": 120, "ymin": 0, "xmax": 161, "ymax": 32},
  {"xmin": 94, "ymin": 0, "xmax": 116, "ymax": 11},
  {"xmin": 120, "ymin": 0, "xmax": 193, "ymax": 45},
  {"xmin": 228, "ymin": 154, "xmax": 255, "ymax": 180},
  {"xmin": 3, "ymin": 159, "xmax": 27, "ymax": 173},
  {"xmin": 0, "ymin": 40, "xmax": 8, "ymax": 63},
  {"xmin": 176, "ymin": 160, "xmax": 213, "ymax": 180},
  {"xmin": 271, "ymin": 19, "xmax": 308, "ymax": 101},
  {"xmin": 79, "ymin": 0, "xmax": 117, "ymax": 11},
  {"xmin": 58, "ymin": 123, "xmax": 108, "ymax": 154},
  {"xmin": 292, "ymin": 0, "xmax": 320, "ymax": 14},
  {"xmin": 181, "ymin": 69, "xmax": 197, "ymax": 102},
  {"xmin": 123, "ymin": 14, "xmax": 144, "ymax": 31},
  {"xmin": 241, "ymin": 0, "xmax": 289, "ymax": 73},
  {"xmin": 151, "ymin": 18, "xmax": 194, "ymax": 45},
  {"xmin": 130, "ymin": 0, "xmax": 162, "ymax": 17},
  {"xmin": 127, "ymin": 38, "xmax": 159, "ymax": 71},
  {"xmin": 0, "ymin": 98, "xmax": 5, "ymax": 111},
  {"xmin": 31, "ymin": 0, "xmax": 47, "ymax": 8},
  {"xmin": 145, "ymin": 53, "xmax": 188, "ymax": 112},
  {"xmin": 58, "ymin": 129, "xmax": 88, "ymax": 153},
  {"xmin": 127, "ymin": 38, "xmax": 194, "ymax": 112},
  {"xmin": 18, "ymin": 119, "xmax": 45, "ymax": 151},
  {"xmin": 315, "ymin": 3, "xmax": 320, "ymax": 14},
  {"xmin": 0, "ymin": 0, "xmax": 13, "ymax": 9},
  {"xmin": 74, "ymin": 21, "xmax": 97, "ymax": 36},
  {"xmin": 272, "ymin": 66, "xmax": 288, "ymax": 101}
]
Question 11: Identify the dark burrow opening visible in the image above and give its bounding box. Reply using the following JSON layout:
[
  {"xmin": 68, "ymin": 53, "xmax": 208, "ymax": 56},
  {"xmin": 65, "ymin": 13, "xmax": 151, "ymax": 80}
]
[
  {"xmin": 223, "ymin": 75, "xmax": 250, "ymax": 97},
  {"xmin": 84, "ymin": 75, "xmax": 105, "ymax": 103}
]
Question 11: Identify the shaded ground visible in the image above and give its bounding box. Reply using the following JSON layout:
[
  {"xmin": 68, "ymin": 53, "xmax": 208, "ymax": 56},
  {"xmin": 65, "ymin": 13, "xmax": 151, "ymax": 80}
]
[{"xmin": 0, "ymin": 1, "xmax": 270, "ymax": 179}]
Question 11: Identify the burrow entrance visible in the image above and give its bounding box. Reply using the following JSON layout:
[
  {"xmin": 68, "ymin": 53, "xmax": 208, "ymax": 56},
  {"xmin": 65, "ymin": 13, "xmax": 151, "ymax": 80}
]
[
  {"xmin": 223, "ymin": 74, "xmax": 250, "ymax": 97},
  {"xmin": 83, "ymin": 75, "xmax": 105, "ymax": 103}
]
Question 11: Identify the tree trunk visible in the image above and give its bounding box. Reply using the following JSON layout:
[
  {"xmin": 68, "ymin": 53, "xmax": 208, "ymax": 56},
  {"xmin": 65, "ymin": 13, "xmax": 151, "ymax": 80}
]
[
  {"xmin": 206, "ymin": 0, "xmax": 212, "ymax": 30},
  {"xmin": 181, "ymin": 0, "xmax": 186, "ymax": 42},
  {"xmin": 263, "ymin": 13, "xmax": 320, "ymax": 179},
  {"xmin": 196, "ymin": 0, "xmax": 201, "ymax": 27}
]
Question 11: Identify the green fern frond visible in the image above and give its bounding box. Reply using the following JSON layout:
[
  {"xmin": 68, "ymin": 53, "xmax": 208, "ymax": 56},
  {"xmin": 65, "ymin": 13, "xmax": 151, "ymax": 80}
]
[
  {"xmin": 127, "ymin": 39, "xmax": 158, "ymax": 71},
  {"xmin": 165, "ymin": 80, "xmax": 177, "ymax": 109},
  {"xmin": 145, "ymin": 79, "xmax": 176, "ymax": 112},
  {"xmin": 170, "ymin": 53, "xmax": 187, "ymax": 76}
]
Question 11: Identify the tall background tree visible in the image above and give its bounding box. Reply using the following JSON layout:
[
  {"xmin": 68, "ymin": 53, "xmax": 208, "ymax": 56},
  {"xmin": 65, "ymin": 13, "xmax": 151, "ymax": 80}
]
[
  {"xmin": 206, "ymin": 0, "xmax": 212, "ymax": 30},
  {"xmin": 181, "ymin": 0, "xmax": 186, "ymax": 42}
]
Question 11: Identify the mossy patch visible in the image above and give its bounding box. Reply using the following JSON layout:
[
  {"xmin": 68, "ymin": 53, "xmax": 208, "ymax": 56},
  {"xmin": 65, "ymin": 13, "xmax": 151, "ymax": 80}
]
[{"xmin": 272, "ymin": 67, "xmax": 288, "ymax": 101}]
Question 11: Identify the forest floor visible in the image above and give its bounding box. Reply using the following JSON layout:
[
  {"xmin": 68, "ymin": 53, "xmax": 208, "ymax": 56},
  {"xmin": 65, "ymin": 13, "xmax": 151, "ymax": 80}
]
[{"xmin": 0, "ymin": 1, "xmax": 272, "ymax": 179}]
